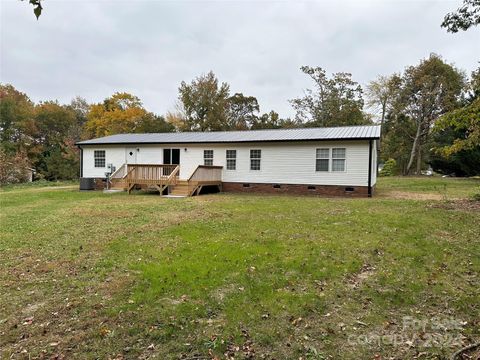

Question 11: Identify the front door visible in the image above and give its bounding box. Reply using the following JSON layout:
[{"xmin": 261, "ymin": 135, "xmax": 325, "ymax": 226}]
[
  {"xmin": 163, "ymin": 148, "xmax": 180, "ymax": 175},
  {"xmin": 163, "ymin": 148, "xmax": 180, "ymax": 165},
  {"xmin": 126, "ymin": 148, "xmax": 137, "ymax": 164}
]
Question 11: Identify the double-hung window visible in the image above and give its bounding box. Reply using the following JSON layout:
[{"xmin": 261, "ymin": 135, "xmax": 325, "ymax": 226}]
[
  {"xmin": 315, "ymin": 148, "xmax": 346, "ymax": 172},
  {"xmin": 250, "ymin": 149, "xmax": 261, "ymax": 170},
  {"xmin": 332, "ymin": 148, "xmax": 346, "ymax": 171},
  {"xmin": 226, "ymin": 150, "xmax": 236, "ymax": 170},
  {"xmin": 204, "ymin": 150, "xmax": 213, "ymax": 166},
  {"xmin": 94, "ymin": 150, "xmax": 106, "ymax": 168},
  {"xmin": 315, "ymin": 148, "xmax": 329, "ymax": 172}
]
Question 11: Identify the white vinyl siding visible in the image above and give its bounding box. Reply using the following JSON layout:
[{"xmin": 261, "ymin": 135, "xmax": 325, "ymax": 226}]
[{"xmin": 81, "ymin": 141, "xmax": 372, "ymax": 186}]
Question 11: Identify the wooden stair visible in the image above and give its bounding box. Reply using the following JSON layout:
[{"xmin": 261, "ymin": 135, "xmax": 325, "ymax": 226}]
[
  {"xmin": 168, "ymin": 180, "xmax": 194, "ymax": 196},
  {"xmin": 110, "ymin": 178, "xmax": 127, "ymax": 190},
  {"xmin": 107, "ymin": 164, "xmax": 222, "ymax": 197}
]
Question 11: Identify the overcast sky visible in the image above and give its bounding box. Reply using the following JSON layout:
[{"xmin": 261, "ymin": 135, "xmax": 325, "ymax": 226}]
[{"xmin": 1, "ymin": 0, "xmax": 478, "ymax": 119}]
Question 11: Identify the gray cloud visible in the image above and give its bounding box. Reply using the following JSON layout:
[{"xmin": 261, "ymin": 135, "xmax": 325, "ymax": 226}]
[{"xmin": 1, "ymin": 0, "xmax": 479, "ymax": 119}]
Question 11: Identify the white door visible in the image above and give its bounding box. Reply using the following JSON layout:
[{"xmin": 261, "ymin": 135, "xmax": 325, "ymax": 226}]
[{"xmin": 126, "ymin": 148, "xmax": 137, "ymax": 164}]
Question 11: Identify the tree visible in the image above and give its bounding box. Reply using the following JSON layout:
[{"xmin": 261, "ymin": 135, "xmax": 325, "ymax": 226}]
[
  {"xmin": 400, "ymin": 54, "xmax": 465, "ymax": 174},
  {"xmin": 85, "ymin": 93, "xmax": 151, "ymax": 138},
  {"xmin": 434, "ymin": 98, "xmax": 480, "ymax": 156},
  {"xmin": 35, "ymin": 101, "xmax": 76, "ymax": 148},
  {"xmin": 381, "ymin": 113, "xmax": 418, "ymax": 174},
  {"xmin": 0, "ymin": 149, "xmax": 31, "ymax": 184},
  {"xmin": 177, "ymin": 71, "xmax": 231, "ymax": 131},
  {"xmin": 429, "ymin": 121, "xmax": 480, "ymax": 176},
  {"xmin": 0, "ymin": 84, "xmax": 35, "ymax": 154},
  {"xmin": 250, "ymin": 111, "xmax": 281, "ymax": 130},
  {"xmin": 134, "ymin": 113, "xmax": 175, "ymax": 133},
  {"xmin": 365, "ymin": 74, "xmax": 402, "ymax": 127},
  {"xmin": 43, "ymin": 144, "xmax": 79, "ymax": 180},
  {"xmin": 442, "ymin": 0, "xmax": 480, "ymax": 32},
  {"xmin": 33, "ymin": 101, "xmax": 78, "ymax": 179},
  {"xmin": 68, "ymin": 96, "xmax": 90, "ymax": 141},
  {"xmin": 290, "ymin": 66, "xmax": 369, "ymax": 127},
  {"xmin": 227, "ymin": 93, "xmax": 260, "ymax": 130},
  {"xmin": 431, "ymin": 69, "xmax": 480, "ymax": 174}
]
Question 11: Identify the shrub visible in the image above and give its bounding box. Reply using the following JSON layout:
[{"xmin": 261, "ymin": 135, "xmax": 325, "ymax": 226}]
[
  {"xmin": 0, "ymin": 149, "xmax": 32, "ymax": 185},
  {"xmin": 379, "ymin": 158, "xmax": 397, "ymax": 177}
]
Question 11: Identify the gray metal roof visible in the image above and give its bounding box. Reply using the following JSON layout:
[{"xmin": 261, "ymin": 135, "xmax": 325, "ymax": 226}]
[{"xmin": 76, "ymin": 125, "xmax": 381, "ymax": 145}]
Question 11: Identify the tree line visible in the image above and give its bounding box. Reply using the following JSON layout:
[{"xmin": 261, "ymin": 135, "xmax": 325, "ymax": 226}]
[{"xmin": 0, "ymin": 53, "xmax": 479, "ymax": 183}]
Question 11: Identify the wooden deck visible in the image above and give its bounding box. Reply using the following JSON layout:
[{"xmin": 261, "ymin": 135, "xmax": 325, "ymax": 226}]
[{"xmin": 109, "ymin": 164, "xmax": 222, "ymax": 197}]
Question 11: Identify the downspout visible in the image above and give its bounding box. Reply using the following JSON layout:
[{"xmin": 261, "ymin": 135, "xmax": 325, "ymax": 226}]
[
  {"xmin": 367, "ymin": 140, "xmax": 373, "ymax": 198},
  {"xmin": 79, "ymin": 146, "xmax": 83, "ymax": 178}
]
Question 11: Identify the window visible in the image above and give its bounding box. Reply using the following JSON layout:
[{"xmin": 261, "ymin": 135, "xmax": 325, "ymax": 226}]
[
  {"xmin": 204, "ymin": 150, "xmax": 213, "ymax": 166},
  {"xmin": 226, "ymin": 150, "xmax": 236, "ymax": 170},
  {"xmin": 94, "ymin": 150, "xmax": 105, "ymax": 168},
  {"xmin": 315, "ymin": 148, "xmax": 347, "ymax": 172},
  {"xmin": 316, "ymin": 148, "xmax": 329, "ymax": 171},
  {"xmin": 250, "ymin": 149, "xmax": 261, "ymax": 170},
  {"xmin": 332, "ymin": 148, "xmax": 346, "ymax": 171}
]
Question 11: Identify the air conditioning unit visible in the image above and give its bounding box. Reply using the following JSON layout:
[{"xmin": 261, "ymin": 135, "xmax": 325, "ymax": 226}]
[{"xmin": 79, "ymin": 178, "xmax": 95, "ymax": 190}]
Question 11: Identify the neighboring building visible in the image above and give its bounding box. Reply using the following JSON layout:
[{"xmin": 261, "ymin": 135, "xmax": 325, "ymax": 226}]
[{"xmin": 76, "ymin": 125, "xmax": 380, "ymax": 197}]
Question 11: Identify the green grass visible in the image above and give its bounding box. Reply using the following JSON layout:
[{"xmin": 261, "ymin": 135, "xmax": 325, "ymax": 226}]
[
  {"xmin": 377, "ymin": 176, "xmax": 480, "ymax": 198},
  {"xmin": 1, "ymin": 177, "xmax": 479, "ymax": 359}
]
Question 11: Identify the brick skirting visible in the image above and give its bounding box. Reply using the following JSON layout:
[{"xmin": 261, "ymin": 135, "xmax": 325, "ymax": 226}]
[
  {"xmin": 94, "ymin": 178, "xmax": 107, "ymax": 190},
  {"xmin": 222, "ymin": 182, "xmax": 373, "ymax": 197},
  {"xmin": 85, "ymin": 178, "xmax": 373, "ymax": 197}
]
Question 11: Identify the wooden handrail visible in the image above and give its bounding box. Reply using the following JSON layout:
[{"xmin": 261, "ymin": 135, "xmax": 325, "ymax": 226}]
[{"xmin": 110, "ymin": 163, "xmax": 127, "ymax": 179}]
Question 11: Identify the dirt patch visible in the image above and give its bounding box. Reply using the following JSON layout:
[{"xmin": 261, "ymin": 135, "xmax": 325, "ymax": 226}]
[
  {"xmin": 346, "ymin": 264, "xmax": 376, "ymax": 289},
  {"xmin": 429, "ymin": 200, "xmax": 480, "ymax": 212},
  {"xmin": 0, "ymin": 185, "xmax": 78, "ymax": 194},
  {"xmin": 211, "ymin": 283, "xmax": 243, "ymax": 302},
  {"xmin": 378, "ymin": 190, "xmax": 445, "ymax": 200},
  {"xmin": 22, "ymin": 301, "xmax": 46, "ymax": 315}
]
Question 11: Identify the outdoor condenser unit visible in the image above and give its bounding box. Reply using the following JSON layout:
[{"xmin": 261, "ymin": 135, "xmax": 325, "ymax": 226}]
[{"xmin": 79, "ymin": 178, "xmax": 95, "ymax": 190}]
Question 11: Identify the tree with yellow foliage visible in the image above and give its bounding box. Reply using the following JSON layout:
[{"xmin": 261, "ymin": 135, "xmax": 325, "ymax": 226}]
[{"xmin": 85, "ymin": 92, "xmax": 172, "ymax": 138}]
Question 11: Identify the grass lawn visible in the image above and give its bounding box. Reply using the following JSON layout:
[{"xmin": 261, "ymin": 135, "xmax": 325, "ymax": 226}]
[{"xmin": 1, "ymin": 177, "xmax": 479, "ymax": 359}]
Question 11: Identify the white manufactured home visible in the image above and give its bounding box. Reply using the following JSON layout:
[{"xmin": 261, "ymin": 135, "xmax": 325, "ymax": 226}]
[{"xmin": 76, "ymin": 125, "xmax": 380, "ymax": 197}]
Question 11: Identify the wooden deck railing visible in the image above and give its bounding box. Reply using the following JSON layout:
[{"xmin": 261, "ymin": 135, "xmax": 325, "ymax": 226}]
[
  {"xmin": 187, "ymin": 165, "xmax": 223, "ymax": 195},
  {"xmin": 108, "ymin": 164, "xmax": 128, "ymax": 189},
  {"xmin": 188, "ymin": 165, "xmax": 223, "ymax": 182},
  {"xmin": 110, "ymin": 163, "xmax": 127, "ymax": 179},
  {"xmin": 126, "ymin": 164, "xmax": 179, "ymax": 194}
]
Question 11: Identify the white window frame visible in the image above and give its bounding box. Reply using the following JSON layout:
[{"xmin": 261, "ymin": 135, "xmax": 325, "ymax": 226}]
[
  {"xmin": 332, "ymin": 148, "xmax": 346, "ymax": 172},
  {"xmin": 315, "ymin": 148, "xmax": 330, "ymax": 172},
  {"xmin": 204, "ymin": 150, "xmax": 213, "ymax": 166},
  {"xmin": 250, "ymin": 149, "xmax": 261, "ymax": 171},
  {"xmin": 226, "ymin": 150, "xmax": 236, "ymax": 170},
  {"xmin": 94, "ymin": 150, "xmax": 106, "ymax": 168},
  {"xmin": 315, "ymin": 148, "xmax": 347, "ymax": 172}
]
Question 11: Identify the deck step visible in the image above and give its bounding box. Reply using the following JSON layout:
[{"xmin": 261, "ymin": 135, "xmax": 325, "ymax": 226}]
[{"xmin": 171, "ymin": 191, "xmax": 191, "ymax": 196}]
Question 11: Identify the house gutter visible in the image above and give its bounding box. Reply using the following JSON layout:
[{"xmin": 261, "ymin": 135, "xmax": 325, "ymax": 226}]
[
  {"xmin": 74, "ymin": 137, "xmax": 381, "ymax": 146},
  {"xmin": 367, "ymin": 139, "xmax": 373, "ymax": 198}
]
